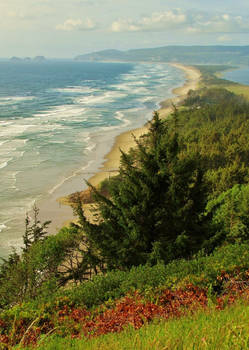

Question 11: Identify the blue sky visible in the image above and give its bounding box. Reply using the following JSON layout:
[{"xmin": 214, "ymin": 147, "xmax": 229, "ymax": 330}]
[{"xmin": 1, "ymin": 0, "xmax": 249, "ymax": 58}]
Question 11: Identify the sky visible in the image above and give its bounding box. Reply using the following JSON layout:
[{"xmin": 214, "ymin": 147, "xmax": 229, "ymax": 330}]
[{"xmin": 1, "ymin": 0, "xmax": 249, "ymax": 58}]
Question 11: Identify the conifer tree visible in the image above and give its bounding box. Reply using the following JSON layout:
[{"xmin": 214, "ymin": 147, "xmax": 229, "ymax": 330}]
[{"xmin": 78, "ymin": 112, "xmax": 207, "ymax": 269}]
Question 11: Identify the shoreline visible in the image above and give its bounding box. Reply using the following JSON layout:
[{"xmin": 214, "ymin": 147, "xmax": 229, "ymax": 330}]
[
  {"xmin": 85, "ymin": 63, "xmax": 201, "ymax": 189},
  {"xmin": 58, "ymin": 63, "xmax": 201, "ymax": 215},
  {"xmin": 37, "ymin": 63, "xmax": 201, "ymax": 234},
  {"xmin": 0, "ymin": 63, "xmax": 201, "ymax": 258}
]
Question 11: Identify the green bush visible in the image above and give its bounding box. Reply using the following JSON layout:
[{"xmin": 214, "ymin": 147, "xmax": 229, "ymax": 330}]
[{"xmin": 206, "ymin": 184, "xmax": 249, "ymax": 245}]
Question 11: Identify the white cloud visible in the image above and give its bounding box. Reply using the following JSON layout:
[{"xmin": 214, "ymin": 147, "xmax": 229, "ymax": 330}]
[
  {"xmin": 111, "ymin": 10, "xmax": 249, "ymax": 35},
  {"xmin": 56, "ymin": 18, "xmax": 96, "ymax": 31},
  {"xmin": 189, "ymin": 13, "xmax": 249, "ymax": 33},
  {"xmin": 217, "ymin": 34, "xmax": 232, "ymax": 42},
  {"xmin": 111, "ymin": 19, "xmax": 139, "ymax": 32},
  {"xmin": 111, "ymin": 10, "xmax": 186, "ymax": 32}
]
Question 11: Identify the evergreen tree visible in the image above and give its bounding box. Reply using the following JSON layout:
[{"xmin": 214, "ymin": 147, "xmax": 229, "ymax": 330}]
[
  {"xmin": 23, "ymin": 204, "xmax": 51, "ymax": 252},
  {"xmin": 78, "ymin": 112, "xmax": 207, "ymax": 269}
]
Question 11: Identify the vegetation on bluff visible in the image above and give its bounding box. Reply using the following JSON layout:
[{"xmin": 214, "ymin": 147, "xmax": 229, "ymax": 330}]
[{"xmin": 1, "ymin": 67, "xmax": 249, "ymax": 348}]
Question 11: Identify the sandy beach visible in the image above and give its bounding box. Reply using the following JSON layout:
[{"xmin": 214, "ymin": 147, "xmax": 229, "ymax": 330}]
[
  {"xmin": 42, "ymin": 63, "xmax": 201, "ymax": 232},
  {"xmin": 88, "ymin": 63, "xmax": 201, "ymax": 188}
]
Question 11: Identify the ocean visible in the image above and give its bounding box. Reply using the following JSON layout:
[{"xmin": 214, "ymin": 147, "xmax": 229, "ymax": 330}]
[
  {"xmin": 0, "ymin": 60, "xmax": 185, "ymax": 258},
  {"xmin": 223, "ymin": 67, "xmax": 249, "ymax": 86}
]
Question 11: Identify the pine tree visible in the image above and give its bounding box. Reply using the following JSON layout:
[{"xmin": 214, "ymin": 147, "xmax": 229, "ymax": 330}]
[{"xmin": 78, "ymin": 112, "xmax": 207, "ymax": 269}]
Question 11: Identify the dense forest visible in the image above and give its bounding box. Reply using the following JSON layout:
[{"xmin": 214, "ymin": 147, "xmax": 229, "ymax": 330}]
[{"xmin": 1, "ymin": 69, "xmax": 249, "ymax": 348}]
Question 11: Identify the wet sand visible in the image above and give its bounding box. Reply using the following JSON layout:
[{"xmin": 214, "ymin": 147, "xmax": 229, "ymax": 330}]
[
  {"xmin": 88, "ymin": 63, "xmax": 201, "ymax": 187},
  {"xmin": 40, "ymin": 63, "xmax": 201, "ymax": 232}
]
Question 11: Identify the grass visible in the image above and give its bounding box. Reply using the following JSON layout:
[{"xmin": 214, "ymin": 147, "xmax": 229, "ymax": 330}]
[
  {"xmin": 194, "ymin": 64, "xmax": 249, "ymax": 101},
  {"xmin": 226, "ymin": 85, "xmax": 249, "ymax": 100},
  {"xmin": 18, "ymin": 299, "xmax": 249, "ymax": 350}
]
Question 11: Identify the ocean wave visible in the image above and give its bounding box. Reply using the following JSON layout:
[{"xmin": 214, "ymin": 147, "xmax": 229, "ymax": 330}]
[
  {"xmin": 0, "ymin": 96, "xmax": 35, "ymax": 106},
  {"xmin": 139, "ymin": 96, "xmax": 154, "ymax": 103},
  {"xmin": 34, "ymin": 105, "xmax": 87, "ymax": 121},
  {"xmin": 85, "ymin": 142, "xmax": 96, "ymax": 153},
  {"xmin": 83, "ymin": 134, "xmax": 96, "ymax": 153},
  {"xmin": 53, "ymin": 86, "xmax": 95, "ymax": 94},
  {"xmin": 76, "ymin": 91, "xmax": 126, "ymax": 105},
  {"xmin": 48, "ymin": 159, "xmax": 94, "ymax": 195},
  {"xmin": 49, "ymin": 140, "xmax": 65, "ymax": 144},
  {"xmin": 0, "ymin": 158, "xmax": 13, "ymax": 170},
  {"xmin": 0, "ymin": 140, "xmax": 8, "ymax": 147},
  {"xmin": 9, "ymin": 171, "xmax": 21, "ymax": 191},
  {"xmin": 112, "ymin": 82, "xmax": 149, "ymax": 95},
  {"xmin": 0, "ymin": 161, "xmax": 8, "ymax": 170},
  {"xmin": 0, "ymin": 124, "xmax": 34, "ymax": 138},
  {"xmin": 0, "ymin": 61, "xmax": 185, "ymax": 257},
  {"xmin": 0, "ymin": 120, "xmax": 14, "ymax": 126},
  {"xmin": 0, "ymin": 223, "xmax": 7, "ymax": 233},
  {"xmin": 114, "ymin": 111, "xmax": 131, "ymax": 128}
]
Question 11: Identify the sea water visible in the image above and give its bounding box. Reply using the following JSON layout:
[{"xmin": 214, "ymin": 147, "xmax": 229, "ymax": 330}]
[
  {"xmin": 0, "ymin": 60, "xmax": 185, "ymax": 258},
  {"xmin": 223, "ymin": 67, "xmax": 249, "ymax": 86}
]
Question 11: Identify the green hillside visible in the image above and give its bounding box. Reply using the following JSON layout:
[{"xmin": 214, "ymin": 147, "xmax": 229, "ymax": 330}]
[
  {"xmin": 1, "ymin": 66, "xmax": 249, "ymax": 349},
  {"xmin": 75, "ymin": 46, "xmax": 249, "ymax": 65}
]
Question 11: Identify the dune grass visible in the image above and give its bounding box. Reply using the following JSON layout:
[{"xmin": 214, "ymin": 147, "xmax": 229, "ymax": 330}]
[
  {"xmin": 226, "ymin": 85, "xmax": 249, "ymax": 101},
  {"xmin": 195, "ymin": 64, "xmax": 249, "ymax": 101}
]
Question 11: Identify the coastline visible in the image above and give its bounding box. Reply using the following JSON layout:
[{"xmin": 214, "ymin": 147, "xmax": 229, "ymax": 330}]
[
  {"xmin": 0, "ymin": 63, "xmax": 201, "ymax": 257},
  {"xmin": 86, "ymin": 63, "xmax": 201, "ymax": 189},
  {"xmin": 38, "ymin": 63, "xmax": 201, "ymax": 233}
]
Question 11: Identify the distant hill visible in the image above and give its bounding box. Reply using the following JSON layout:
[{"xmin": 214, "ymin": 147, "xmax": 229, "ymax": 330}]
[
  {"xmin": 9, "ymin": 56, "xmax": 46, "ymax": 62},
  {"xmin": 33, "ymin": 56, "xmax": 46, "ymax": 62},
  {"xmin": 75, "ymin": 46, "xmax": 249, "ymax": 65}
]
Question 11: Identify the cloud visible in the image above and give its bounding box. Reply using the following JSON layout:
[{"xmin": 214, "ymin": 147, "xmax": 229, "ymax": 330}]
[
  {"xmin": 111, "ymin": 19, "xmax": 139, "ymax": 32},
  {"xmin": 217, "ymin": 34, "xmax": 232, "ymax": 42},
  {"xmin": 188, "ymin": 13, "xmax": 249, "ymax": 34},
  {"xmin": 111, "ymin": 10, "xmax": 249, "ymax": 35},
  {"xmin": 111, "ymin": 10, "xmax": 186, "ymax": 32},
  {"xmin": 56, "ymin": 18, "xmax": 96, "ymax": 31}
]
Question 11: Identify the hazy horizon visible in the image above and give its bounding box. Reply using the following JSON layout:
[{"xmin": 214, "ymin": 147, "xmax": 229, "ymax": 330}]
[{"xmin": 1, "ymin": 0, "xmax": 249, "ymax": 58}]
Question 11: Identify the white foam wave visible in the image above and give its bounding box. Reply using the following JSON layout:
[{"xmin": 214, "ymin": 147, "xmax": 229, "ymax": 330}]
[
  {"xmin": 0, "ymin": 158, "xmax": 12, "ymax": 169},
  {"xmin": 0, "ymin": 140, "xmax": 27, "ymax": 162},
  {"xmin": 140, "ymin": 96, "xmax": 154, "ymax": 103},
  {"xmin": 9, "ymin": 171, "xmax": 21, "ymax": 190},
  {"xmin": 76, "ymin": 91, "xmax": 126, "ymax": 105},
  {"xmin": 0, "ymin": 124, "xmax": 33, "ymax": 138},
  {"xmin": 49, "ymin": 140, "xmax": 65, "ymax": 144},
  {"xmin": 53, "ymin": 86, "xmax": 94, "ymax": 94},
  {"xmin": 48, "ymin": 160, "xmax": 94, "ymax": 195},
  {"xmin": 0, "ymin": 120, "xmax": 14, "ymax": 126},
  {"xmin": 115, "ymin": 111, "xmax": 131, "ymax": 128},
  {"xmin": 0, "ymin": 96, "xmax": 35, "ymax": 105},
  {"xmin": 0, "ymin": 224, "xmax": 7, "ymax": 232},
  {"xmin": 0, "ymin": 140, "xmax": 8, "ymax": 147},
  {"xmin": 112, "ymin": 82, "xmax": 148, "ymax": 94},
  {"xmin": 85, "ymin": 139, "xmax": 96, "ymax": 153},
  {"xmin": 34, "ymin": 105, "xmax": 87, "ymax": 121},
  {"xmin": 0, "ymin": 162, "xmax": 8, "ymax": 169}
]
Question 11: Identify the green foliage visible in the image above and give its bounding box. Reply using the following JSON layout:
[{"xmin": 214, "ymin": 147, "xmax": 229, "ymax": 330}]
[
  {"xmin": 3, "ymin": 241, "xmax": 247, "ymax": 317},
  {"xmin": 78, "ymin": 112, "xmax": 207, "ymax": 269},
  {"xmin": 74, "ymin": 87, "xmax": 249, "ymax": 272},
  {"xmin": 23, "ymin": 204, "xmax": 51, "ymax": 252},
  {"xmin": 21, "ymin": 300, "xmax": 249, "ymax": 350},
  {"xmin": 0, "ymin": 241, "xmax": 248, "ymax": 350},
  {"xmin": 184, "ymin": 87, "xmax": 243, "ymax": 107},
  {"xmin": 0, "ymin": 211, "xmax": 88, "ymax": 309},
  {"xmin": 205, "ymin": 184, "xmax": 249, "ymax": 246},
  {"xmin": 3, "ymin": 85, "xmax": 249, "ymax": 333},
  {"xmin": 179, "ymin": 88, "xmax": 249, "ymax": 197}
]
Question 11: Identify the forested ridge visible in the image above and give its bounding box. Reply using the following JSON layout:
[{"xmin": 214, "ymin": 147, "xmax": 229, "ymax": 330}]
[{"xmin": 1, "ymin": 70, "xmax": 249, "ymax": 348}]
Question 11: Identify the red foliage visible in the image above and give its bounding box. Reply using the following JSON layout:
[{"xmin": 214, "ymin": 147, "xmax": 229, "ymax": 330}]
[{"xmin": 1, "ymin": 270, "xmax": 249, "ymax": 347}]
